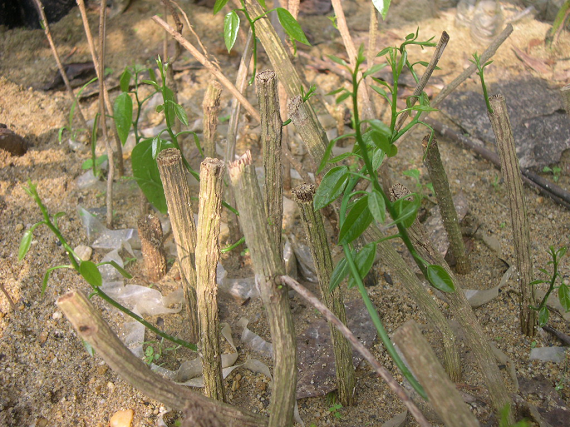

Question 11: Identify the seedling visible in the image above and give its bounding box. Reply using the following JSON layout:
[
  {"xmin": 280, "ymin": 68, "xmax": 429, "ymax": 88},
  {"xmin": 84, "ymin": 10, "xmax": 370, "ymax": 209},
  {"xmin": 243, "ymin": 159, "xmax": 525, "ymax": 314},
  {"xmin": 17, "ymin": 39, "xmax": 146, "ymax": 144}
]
[
  {"xmin": 470, "ymin": 52, "xmax": 494, "ymax": 114},
  {"xmin": 58, "ymin": 77, "xmax": 98, "ymax": 144},
  {"xmin": 403, "ymin": 168, "xmax": 434, "ymax": 198},
  {"xmin": 19, "ymin": 180, "xmax": 197, "ymax": 351},
  {"xmin": 142, "ymin": 339, "xmax": 181, "ymax": 366},
  {"xmin": 542, "ymin": 166, "xmax": 562, "ymax": 183},
  {"xmin": 81, "ymin": 113, "xmax": 108, "ymax": 178},
  {"xmin": 530, "ymin": 246, "xmax": 570, "ymax": 327},
  {"xmin": 328, "ymin": 403, "xmax": 343, "ymax": 420}
]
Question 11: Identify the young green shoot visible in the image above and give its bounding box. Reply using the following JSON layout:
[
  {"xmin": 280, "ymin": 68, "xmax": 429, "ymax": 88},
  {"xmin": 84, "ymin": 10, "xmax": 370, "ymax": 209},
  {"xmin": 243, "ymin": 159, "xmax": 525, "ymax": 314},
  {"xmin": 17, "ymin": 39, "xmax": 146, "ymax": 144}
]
[
  {"xmin": 470, "ymin": 52, "xmax": 494, "ymax": 114},
  {"xmin": 19, "ymin": 180, "xmax": 197, "ymax": 351}
]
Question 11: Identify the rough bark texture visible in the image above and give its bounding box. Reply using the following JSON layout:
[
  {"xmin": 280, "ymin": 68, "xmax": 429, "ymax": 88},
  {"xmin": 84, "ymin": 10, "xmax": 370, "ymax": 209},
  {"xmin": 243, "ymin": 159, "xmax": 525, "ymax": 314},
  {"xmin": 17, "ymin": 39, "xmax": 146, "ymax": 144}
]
[
  {"xmin": 196, "ymin": 158, "xmax": 226, "ymax": 401},
  {"xmin": 228, "ymin": 152, "xmax": 296, "ymax": 427},
  {"xmin": 156, "ymin": 148, "xmax": 199, "ymax": 344},
  {"xmin": 57, "ymin": 291, "xmax": 267, "ymax": 426},
  {"xmin": 391, "ymin": 184, "xmax": 514, "ymax": 422},
  {"xmin": 256, "ymin": 70, "xmax": 283, "ymax": 257},
  {"xmin": 488, "ymin": 94, "xmax": 536, "ymax": 337},
  {"xmin": 393, "ymin": 321, "xmax": 480, "ymax": 427},
  {"xmin": 292, "ymin": 184, "xmax": 356, "ymax": 406},
  {"xmin": 363, "ymin": 225, "xmax": 462, "ymax": 382},
  {"xmin": 202, "ymin": 80, "xmax": 223, "ymax": 159},
  {"xmin": 137, "ymin": 214, "xmax": 167, "ymax": 282},
  {"xmin": 422, "ymin": 135, "xmax": 471, "ymax": 274}
]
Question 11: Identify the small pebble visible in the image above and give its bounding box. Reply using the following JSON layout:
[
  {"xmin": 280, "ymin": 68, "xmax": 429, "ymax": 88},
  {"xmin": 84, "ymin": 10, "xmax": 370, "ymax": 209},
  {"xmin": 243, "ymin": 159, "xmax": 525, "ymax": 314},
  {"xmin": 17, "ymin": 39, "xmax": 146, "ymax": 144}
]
[
  {"xmin": 107, "ymin": 381, "xmax": 115, "ymax": 391},
  {"xmin": 74, "ymin": 245, "xmax": 93, "ymax": 261},
  {"xmin": 15, "ymin": 224, "xmax": 24, "ymax": 232},
  {"xmin": 52, "ymin": 311, "xmax": 62, "ymax": 320},
  {"xmin": 38, "ymin": 331, "xmax": 48, "ymax": 344},
  {"xmin": 109, "ymin": 409, "xmax": 134, "ymax": 427},
  {"xmin": 536, "ymin": 196, "xmax": 544, "ymax": 204}
]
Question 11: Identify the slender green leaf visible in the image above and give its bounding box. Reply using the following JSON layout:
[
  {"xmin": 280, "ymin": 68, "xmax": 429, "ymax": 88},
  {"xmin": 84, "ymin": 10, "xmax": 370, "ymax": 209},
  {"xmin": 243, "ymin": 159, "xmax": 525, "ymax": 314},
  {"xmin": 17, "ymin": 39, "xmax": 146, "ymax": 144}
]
[
  {"xmin": 372, "ymin": 0, "xmax": 391, "ymax": 20},
  {"xmin": 132, "ymin": 138, "xmax": 168, "ymax": 213},
  {"xmin": 224, "ymin": 11, "xmax": 240, "ymax": 52},
  {"xmin": 326, "ymin": 87, "xmax": 345, "ymax": 96},
  {"xmin": 559, "ymin": 283, "xmax": 570, "ymax": 312},
  {"xmin": 372, "ymin": 148, "xmax": 385, "ymax": 170},
  {"xmin": 148, "ymin": 67, "xmax": 157, "ymax": 83},
  {"xmin": 19, "ymin": 229, "xmax": 34, "ymax": 261},
  {"xmin": 113, "ymin": 92, "xmax": 133, "ymax": 145},
  {"xmin": 390, "ymin": 195, "xmax": 420, "ymax": 228},
  {"xmin": 119, "ymin": 69, "xmax": 132, "ymax": 92},
  {"xmin": 42, "ymin": 265, "xmax": 72, "ymax": 296},
  {"xmin": 363, "ymin": 63, "xmax": 387, "ymax": 78},
  {"xmin": 329, "ymin": 55, "xmax": 347, "ymax": 66},
  {"xmin": 538, "ymin": 306, "xmax": 549, "ymax": 327},
  {"xmin": 213, "ymin": 0, "xmax": 229, "ymax": 14},
  {"xmin": 339, "ymin": 195, "xmax": 373, "ymax": 245},
  {"xmin": 256, "ymin": 0, "xmax": 266, "ymax": 8},
  {"xmin": 98, "ymin": 260, "xmax": 133, "ymax": 279},
  {"xmin": 368, "ymin": 190, "xmax": 386, "ymax": 224},
  {"xmin": 95, "ymin": 155, "xmax": 108, "ymax": 166},
  {"xmin": 330, "ymin": 257, "xmax": 349, "ymax": 292},
  {"xmin": 277, "ymin": 8, "xmax": 310, "ymax": 45},
  {"xmin": 171, "ymin": 101, "xmax": 189, "ymax": 126},
  {"xmin": 329, "ymin": 152, "xmax": 354, "ymax": 163},
  {"xmin": 80, "ymin": 261, "xmax": 102, "ymax": 288},
  {"xmin": 313, "ymin": 166, "xmax": 349, "ymax": 210},
  {"xmin": 410, "ymin": 104, "xmax": 438, "ymax": 113},
  {"xmin": 336, "ymin": 92, "xmax": 351, "ymax": 104},
  {"xmin": 348, "ymin": 243, "xmax": 377, "ymax": 288},
  {"xmin": 162, "ymin": 87, "xmax": 176, "ymax": 128},
  {"xmin": 142, "ymin": 79, "xmax": 160, "ymax": 90},
  {"xmin": 82, "ymin": 159, "xmax": 93, "ymax": 170},
  {"xmin": 426, "ymin": 264, "xmax": 455, "ymax": 293},
  {"xmin": 317, "ymin": 133, "xmax": 355, "ymax": 173}
]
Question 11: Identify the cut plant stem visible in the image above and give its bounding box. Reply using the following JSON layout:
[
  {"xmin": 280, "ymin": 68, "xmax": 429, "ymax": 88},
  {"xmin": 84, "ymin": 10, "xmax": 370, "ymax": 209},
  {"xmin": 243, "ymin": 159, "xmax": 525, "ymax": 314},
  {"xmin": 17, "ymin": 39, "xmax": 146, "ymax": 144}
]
[
  {"xmin": 228, "ymin": 151, "xmax": 296, "ymax": 427},
  {"xmin": 202, "ymin": 80, "xmax": 223, "ymax": 158},
  {"xmin": 156, "ymin": 148, "xmax": 200, "ymax": 344},
  {"xmin": 32, "ymin": 0, "xmax": 88, "ymax": 129},
  {"xmin": 76, "ymin": 0, "xmax": 124, "ymax": 176},
  {"xmin": 393, "ymin": 321, "xmax": 480, "ymax": 427},
  {"xmin": 57, "ymin": 290, "xmax": 266, "ymax": 426},
  {"xmin": 363, "ymin": 224, "xmax": 461, "ymax": 381},
  {"xmin": 196, "ymin": 158, "xmax": 226, "ymax": 402},
  {"xmin": 256, "ymin": 71, "xmax": 283, "ymax": 257},
  {"xmin": 396, "ymin": 184, "xmax": 514, "ymax": 423},
  {"xmin": 488, "ymin": 94, "xmax": 536, "ymax": 337},
  {"xmin": 292, "ymin": 183, "xmax": 356, "ymax": 406},
  {"xmin": 137, "ymin": 214, "xmax": 167, "ymax": 282},
  {"xmin": 97, "ymin": 1, "xmax": 114, "ymax": 229},
  {"xmin": 279, "ymin": 276, "xmax": 430, "ymax": 427},
  {"xmin": 422, "ymin": 134, "xmax": 471, "ymax": 274}
]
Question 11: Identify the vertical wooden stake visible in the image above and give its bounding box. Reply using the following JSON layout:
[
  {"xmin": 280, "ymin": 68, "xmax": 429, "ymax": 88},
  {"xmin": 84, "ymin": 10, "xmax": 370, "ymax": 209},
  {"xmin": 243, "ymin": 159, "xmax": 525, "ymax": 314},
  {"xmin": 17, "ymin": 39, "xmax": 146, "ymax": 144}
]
[
  {"xmin": 488, "ymin": 94, "xmax": 536, "ymax": 337},
  {"xmin": 292, "ymin": 183, "xmax": 356, "ymax": 406},
  {"xmin": 229, "ymin": 152, "xmax": 296, "ymax": 427},
  {"xmin": 203, "ymin": 81, "xmax": 223, "ymax": 159},
  {"xmin": 138, "ymin": 214, "xmax": 167, "ymax": 282},
  {"xmin": 393, "ymin": 321, "xmax": 480, "ymax": 427},
  {"xmin": 256, "ymin": 70, "xmax": 283, "ymax": 256},
  {"xmin": 422, "ymin": 135, "xmax": 471, "ymax": 274},
  {"xmin": 157, "ymin": 148, "xmax": 199, "ymax": 344},
  {"xmin": 196, "ymin": 158, "xmax": 226, "ymax": 401}
]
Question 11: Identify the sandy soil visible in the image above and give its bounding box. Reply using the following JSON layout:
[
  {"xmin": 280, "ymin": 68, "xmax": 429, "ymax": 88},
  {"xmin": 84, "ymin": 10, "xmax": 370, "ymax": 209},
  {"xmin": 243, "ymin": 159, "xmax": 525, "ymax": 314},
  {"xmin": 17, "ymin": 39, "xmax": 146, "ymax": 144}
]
[{"xmin": 1, "ymin": 0, "xmax": 569, "ymax": 426}]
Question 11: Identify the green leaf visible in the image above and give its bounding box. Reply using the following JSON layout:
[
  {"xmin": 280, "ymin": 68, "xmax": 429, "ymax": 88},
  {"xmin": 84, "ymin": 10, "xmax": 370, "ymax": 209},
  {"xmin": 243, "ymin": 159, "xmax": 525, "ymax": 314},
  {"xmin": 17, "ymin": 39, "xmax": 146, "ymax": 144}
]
[
  {"xmin": 317, "ymin": 133, "xmax": 355, "ymax": 173},
  {"xmin": 363, "ymin": 63, "xmax": 387, "ymax": 78},
  {"xmin": 98, "ymin": 260, "xmax": 133, "ymax": 279},
  {"xmin": 119, "ymin": 69, "xmax": 132, "ymax": 92},
  {"xmin": 348, "ymin": 243, "xmax": 377, "ymax": 288},
  {"xmin": 19, "ymin": 229, "xmax": 34, "ymax": 261},
  {"xmin": 170, "ymin": 101, "xmax": 189, "ymax": 126},
  {"xmin": 371, "ymin": 85, "xmax": 391, "ymax": 104},
  {"xmin": 113, "ymin": 92, "xmax": 133, "ymax": 146},
  {"xmin": 336, "ymin": 92, "xmax": 351, "ymax": 104},
  {"xmin": 558, "ymin": 283, "xmax": 570, "ymax": 312},
  {"xmin": 132, "ymin": 138, "xmax": 168, "ymax": 214},
  {"xmin": 148, "ymin": 67, "xmax": 157, "ymax": 83},
  {"xmin": 405, "ymin": 32, "xmax": 415, "ymax": 40},
  {"xmin": 80, "ymin": 260, "xmax": 103, "ymax": 288},
  {"xmin": 277, "ymin": 8, "xmax": 310, "ymax": 46},
  {"xmin": 538, "ymin": 306, "xmax": 549, "ymax": 327},
  {"xmin": 329, "ymin": 152, "xmax": 354, "ymax": 163},
  {"xmin": 339, "ymin": 195, "xmax": 373, "ymax": 245},
  {"xmin": 367, "ymin": 119, "xmax": 391, "ymax": 137},
  {"xmin": 329, "ymin": 257, "xmax": 349, "ymax": 292},
  {"xmin": 95, "ymin": 155, "xmax": 108, "ymax": 166},
  {"xmin": 326, "ymin": 87, "xmax": 345, "ymax": 96},
  {"xmin": 313, "ymin": 166, "xmax": 349, "ymax": 211},
  {"xmin": 390, "ymin": 194, "xmax": 420, "ymax": 228},
  {"xmin": 224, "ymin": 11, "xmax": 240, "ymax": 52},
  {"xmin": 426, "ymin": 265, "xmax": 455, "ymax": 293},
  {"xmin": 329, "ymin": 55, "xmax": 347, "ymax": 66},
  {"xmin": 213, "ymin": 0, "xmax": 229, "ymax": 14},
  {"xmin": 409, "ymin": 104, "xmax": 438, "ymax": 113},
  {"xmin": 372, "ymin": 148, "xmax": 385, "ymax": 170},
  {"xmin": 376, "ymin": 46, "xmax": 391, "ymax": 57},
  {"xmin": 42, "ymin": 265, "xmax": 72, "ymax": 296},
  {"xmin": 368, "ymin": 190, "xmax": 386, "ymax": 224},
  {"xmin": 372, "ymin": 0, "xmax": 391, "ymax": 20},
  {"xmin": 162, "ymin": 87, "xmax": 176, "ymax": 128},
  {"xmin": 256, "ymin": 0, "xmax": 266, "ymax": 8},
  {"xmin": 82, "ymin": 159, "xmax": 93, "ymax": 170},
  {"xmin": 142, "ymin": 79, "xmax": 160, "ymax": 90}
]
